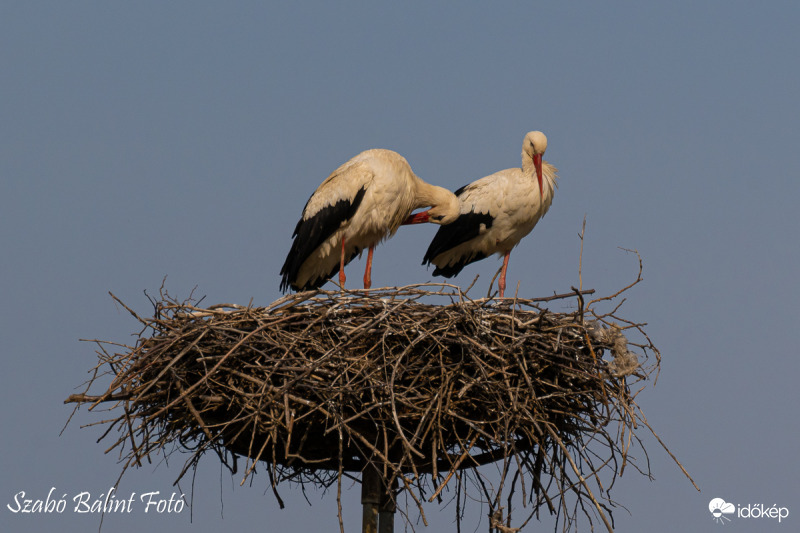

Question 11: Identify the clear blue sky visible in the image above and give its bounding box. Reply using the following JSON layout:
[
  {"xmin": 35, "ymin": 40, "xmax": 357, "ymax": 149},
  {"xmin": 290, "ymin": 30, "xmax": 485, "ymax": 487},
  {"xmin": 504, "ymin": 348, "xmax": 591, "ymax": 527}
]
[{"xmin": 2, "ymin": 2, "xmax": 799, "ymax": 532}]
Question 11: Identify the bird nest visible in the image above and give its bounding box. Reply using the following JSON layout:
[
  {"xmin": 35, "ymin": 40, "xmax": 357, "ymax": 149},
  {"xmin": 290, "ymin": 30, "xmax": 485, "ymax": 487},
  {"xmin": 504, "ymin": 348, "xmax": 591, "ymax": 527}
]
[{"xmin": 66, "ymin": 272, "xmax": 689, "ymax": 532}]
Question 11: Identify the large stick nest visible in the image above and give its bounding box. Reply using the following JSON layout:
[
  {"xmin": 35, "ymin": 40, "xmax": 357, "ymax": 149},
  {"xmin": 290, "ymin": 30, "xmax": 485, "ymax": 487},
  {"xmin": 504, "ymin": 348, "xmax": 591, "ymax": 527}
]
[{"xmin": 67, "ymin": 271, "xmax": 684, "ymax": 532}]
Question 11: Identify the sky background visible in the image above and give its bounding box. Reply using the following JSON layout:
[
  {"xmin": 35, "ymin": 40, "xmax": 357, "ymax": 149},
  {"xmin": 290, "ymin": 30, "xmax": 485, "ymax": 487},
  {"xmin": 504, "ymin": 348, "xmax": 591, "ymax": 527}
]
[{"xmin": 2, "ymin": 2, "xmax": 799, "ymax": 532}]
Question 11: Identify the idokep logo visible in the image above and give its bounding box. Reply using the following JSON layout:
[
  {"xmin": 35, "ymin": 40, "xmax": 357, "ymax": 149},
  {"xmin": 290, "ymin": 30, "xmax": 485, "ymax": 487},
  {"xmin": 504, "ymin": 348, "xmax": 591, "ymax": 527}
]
[
  {"xmin": 709, "ymin": 498, "xmax": 735, "ymax": 524},
  {"xmin": 709, "ymin": 497, "xmax": 790, "ymax": 525}
]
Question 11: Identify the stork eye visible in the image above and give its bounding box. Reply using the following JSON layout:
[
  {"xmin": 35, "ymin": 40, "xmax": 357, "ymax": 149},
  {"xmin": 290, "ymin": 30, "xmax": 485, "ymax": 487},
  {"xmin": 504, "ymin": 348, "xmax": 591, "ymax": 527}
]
[{"xmin": 433, "ymin": 215, "xmax": 444, "ymax": 221}]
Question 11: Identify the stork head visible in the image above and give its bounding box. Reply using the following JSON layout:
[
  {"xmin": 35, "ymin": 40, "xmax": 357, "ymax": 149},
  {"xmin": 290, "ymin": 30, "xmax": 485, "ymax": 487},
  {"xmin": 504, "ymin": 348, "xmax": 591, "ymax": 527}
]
[
  {"xmin": 425, "ymin": 189, "xmax": 460, "ymax": 225},
  {"xmin": 402, "ymin": 186, "xmax": 460, "ymax": 226},
  {"xmin": 522, "ymin": 131, "xmax": 547, "ymax": 200}
]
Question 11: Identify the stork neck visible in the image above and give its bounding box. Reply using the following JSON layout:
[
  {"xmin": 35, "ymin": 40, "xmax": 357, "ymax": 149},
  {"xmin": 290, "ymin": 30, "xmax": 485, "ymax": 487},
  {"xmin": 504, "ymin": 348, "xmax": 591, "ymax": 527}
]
[
  {"xmin": 414, "ymin": 181, "xmax": 450, "ymax": 208},
  {"xmin": 522, "ymin": 152, "xmax": 538, "ymax": 177}
]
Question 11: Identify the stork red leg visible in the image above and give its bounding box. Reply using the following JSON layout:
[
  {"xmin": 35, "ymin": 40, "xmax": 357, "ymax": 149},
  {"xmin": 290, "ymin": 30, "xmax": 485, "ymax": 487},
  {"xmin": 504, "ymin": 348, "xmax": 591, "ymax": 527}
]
[
  {"xmin": 499, "ymin": 251, "xmax": 510, "ymax": 298},
  {"xmin": 363, "ymin": 245, "xmax": 374, "ymax": 289},
  {"xmin": 339, "ymin": 237, "xmax": 347, "ymax": 288}
]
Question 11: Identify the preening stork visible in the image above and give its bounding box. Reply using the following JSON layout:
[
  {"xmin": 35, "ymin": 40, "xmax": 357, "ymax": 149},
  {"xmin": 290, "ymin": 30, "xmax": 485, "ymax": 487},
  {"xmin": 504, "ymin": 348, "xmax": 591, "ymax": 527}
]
[
  {"xmin": 413, "ymin": 131, "xmax": 558, "ymax": 297},
  {"xmin": 280, "ymin": 149, "xmax": 460, "ymax": 292}
]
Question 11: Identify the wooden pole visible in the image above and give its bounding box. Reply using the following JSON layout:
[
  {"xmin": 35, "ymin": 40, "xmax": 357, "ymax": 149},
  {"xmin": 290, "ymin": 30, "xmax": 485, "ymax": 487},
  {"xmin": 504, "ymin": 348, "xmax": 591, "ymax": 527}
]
[
  {"xmin": 361, "ymin": 465, "xmax": 381, "ymax": 533},
  {"xmin": 378, "ymin": 476, "xmax": 397, "ymax": 533}
]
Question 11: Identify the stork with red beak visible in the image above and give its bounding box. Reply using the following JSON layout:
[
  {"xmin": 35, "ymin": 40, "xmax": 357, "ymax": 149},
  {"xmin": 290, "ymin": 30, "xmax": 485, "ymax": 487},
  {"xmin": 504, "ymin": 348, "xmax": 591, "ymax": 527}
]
[
  {"xmin": 280, "ymin": 149, "xmax": 459, "ymax": 292},
  {"xmin": 410, "ymin": 131, "xmax": 558, "ymax": 297}
]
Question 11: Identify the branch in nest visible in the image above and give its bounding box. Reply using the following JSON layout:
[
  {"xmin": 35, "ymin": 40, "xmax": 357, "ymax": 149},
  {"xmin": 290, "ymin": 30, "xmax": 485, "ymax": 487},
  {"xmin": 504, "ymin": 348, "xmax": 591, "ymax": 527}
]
[{"xmin": 65, "ymin": 281, "xmax": 688, "ymax": 532}]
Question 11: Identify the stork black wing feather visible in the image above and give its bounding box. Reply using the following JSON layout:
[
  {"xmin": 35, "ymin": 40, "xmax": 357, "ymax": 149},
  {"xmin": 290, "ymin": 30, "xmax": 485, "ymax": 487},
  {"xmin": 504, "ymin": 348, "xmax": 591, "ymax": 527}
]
[
  {"xmin": 422, "ymin": 210, "xmax": 494, "ymax": 277},
  {"xmin": 280, "ymin": 187, "xmax": 366, "ymax": 292},
  {"xmin": 453, "ymin": 183, "xmax": 470, "ymax": 197}
]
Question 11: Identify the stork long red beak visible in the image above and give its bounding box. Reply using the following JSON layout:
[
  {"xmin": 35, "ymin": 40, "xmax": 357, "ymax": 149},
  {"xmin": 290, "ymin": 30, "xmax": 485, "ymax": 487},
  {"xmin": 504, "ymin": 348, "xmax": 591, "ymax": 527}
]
[
  {"xmin": 402, "ymin": 210, "xmax": 430, "ymax": 225},
  {"xmin": 534, "ymin": 153, "xmax": 543, "ymax": 200}
]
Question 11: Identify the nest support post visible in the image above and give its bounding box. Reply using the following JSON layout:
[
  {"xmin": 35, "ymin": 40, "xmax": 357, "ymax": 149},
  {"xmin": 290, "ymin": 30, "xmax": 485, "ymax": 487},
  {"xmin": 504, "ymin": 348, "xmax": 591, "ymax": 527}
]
[
  {"xmin": 362, "ymin": 463, "xmax": 396, "ymax": 533},
  {"xmin": 361, "ymin": 464, "xmax": 380, "ymax": 533},
  {"xmin": 378, "ymin": 476, "xmax": 397, "ymax": 533}
]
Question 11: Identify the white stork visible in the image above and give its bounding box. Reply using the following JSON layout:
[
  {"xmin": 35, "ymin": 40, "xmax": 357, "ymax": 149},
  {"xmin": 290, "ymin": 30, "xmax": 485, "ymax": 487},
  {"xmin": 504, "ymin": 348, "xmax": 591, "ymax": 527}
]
[
  {"xmin": 414, "ymin": 131, "xmax": 558, "ymax": 297},
  {"xmin": 280, "ymin": 149, "xmax": 460, "ymax": 292}
]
